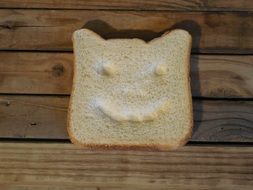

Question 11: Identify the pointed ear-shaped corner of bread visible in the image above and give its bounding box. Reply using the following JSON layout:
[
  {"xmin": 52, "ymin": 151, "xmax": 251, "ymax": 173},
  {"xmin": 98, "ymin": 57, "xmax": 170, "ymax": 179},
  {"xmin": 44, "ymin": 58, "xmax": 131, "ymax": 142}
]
[
  {"xmin": 151, "ymin": 29, "xmax": 192, "ymax": 49},
  {"xmin": 72, "ymin": 28, "xmax": 105, "ymax": 45}
]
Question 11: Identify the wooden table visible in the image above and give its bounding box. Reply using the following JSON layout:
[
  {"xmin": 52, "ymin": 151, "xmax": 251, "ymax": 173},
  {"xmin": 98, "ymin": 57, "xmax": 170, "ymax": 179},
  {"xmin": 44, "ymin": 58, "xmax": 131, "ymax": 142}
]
[{"xmin": 0, "ymin": 1, "xmax": 252, "ymax": 189}]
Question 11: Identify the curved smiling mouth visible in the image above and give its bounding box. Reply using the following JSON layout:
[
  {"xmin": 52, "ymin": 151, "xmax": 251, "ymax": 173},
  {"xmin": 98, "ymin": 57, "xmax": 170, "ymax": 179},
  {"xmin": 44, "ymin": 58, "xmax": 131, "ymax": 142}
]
[{"xmin": 97, "ymin": 99, "xmax": 170, "ymax": 122}]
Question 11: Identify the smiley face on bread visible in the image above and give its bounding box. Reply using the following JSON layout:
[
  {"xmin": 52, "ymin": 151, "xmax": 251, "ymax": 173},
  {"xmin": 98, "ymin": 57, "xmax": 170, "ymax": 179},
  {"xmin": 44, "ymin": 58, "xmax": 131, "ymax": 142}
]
[{"xmin": 68, "ymin": 29, "xmax": 193, "ymax": 150}]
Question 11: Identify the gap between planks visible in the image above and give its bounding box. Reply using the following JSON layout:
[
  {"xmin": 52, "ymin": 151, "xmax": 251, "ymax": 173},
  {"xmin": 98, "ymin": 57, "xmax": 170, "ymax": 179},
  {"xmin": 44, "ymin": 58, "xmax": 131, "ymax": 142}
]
[{"xmin": 1, "ymin": 139, "xmax": 253, "ymax": 147}]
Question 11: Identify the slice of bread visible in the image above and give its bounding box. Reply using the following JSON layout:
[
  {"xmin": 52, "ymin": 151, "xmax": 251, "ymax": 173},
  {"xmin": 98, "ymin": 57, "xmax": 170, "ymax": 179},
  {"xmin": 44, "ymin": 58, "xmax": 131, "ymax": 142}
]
[{"xmin": 68, "ymin": 28, "xmax": 193, "ymax": 151}]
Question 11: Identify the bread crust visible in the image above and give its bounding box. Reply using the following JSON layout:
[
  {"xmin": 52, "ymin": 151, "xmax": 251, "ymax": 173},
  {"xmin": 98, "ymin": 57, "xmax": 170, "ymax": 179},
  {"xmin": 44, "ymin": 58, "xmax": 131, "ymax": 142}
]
[{"xmin": 67, "ymin": 29, "xmax": 193, "ymax": 151}]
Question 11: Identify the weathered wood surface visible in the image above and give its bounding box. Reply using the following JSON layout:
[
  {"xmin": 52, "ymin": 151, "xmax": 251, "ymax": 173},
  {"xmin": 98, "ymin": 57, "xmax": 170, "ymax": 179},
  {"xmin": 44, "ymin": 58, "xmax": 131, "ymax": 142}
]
[
  {"xmin": 190, "ymin": 55, "xmax": 253, "ymax": 98},
  {"xmin": 0, "ymin": 52, "xmax": 73, "ymax": 95},
  {"xmin": 0, "ymin": 95, "xmax": 252, "ymax": 142},
  {"xmin": 0, "ymin": 95, "xmax": 68, "ymax": 139},
  {"xmin": 0, "ymin": 142, "xmax": 252, "ymax": 190},
  {"xmin": 0, "ymin": 10, "xmax": 252, "ymax": 53},
  {"xmin": 1, "ymin": 52, "xmax": 253, "ymax": 98},
  {"xmin": 0, "ymin": 0, "xmax": 252, "ymax": 11}
]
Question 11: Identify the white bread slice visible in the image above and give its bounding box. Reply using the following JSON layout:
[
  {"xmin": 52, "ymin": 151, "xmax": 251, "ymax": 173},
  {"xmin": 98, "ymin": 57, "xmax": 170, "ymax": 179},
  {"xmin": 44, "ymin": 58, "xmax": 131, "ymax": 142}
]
[{"xmin": 68, "ymin": 28, "xmax": 193, "ymax": 150}]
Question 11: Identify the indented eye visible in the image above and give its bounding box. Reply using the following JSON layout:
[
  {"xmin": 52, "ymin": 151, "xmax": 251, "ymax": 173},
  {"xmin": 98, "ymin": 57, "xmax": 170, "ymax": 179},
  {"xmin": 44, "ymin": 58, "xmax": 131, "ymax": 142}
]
[
  {"xmin": 101, "ymin": 64, "xmax": 117, "ymax": 76},
  {"xmin": 155, "ymin": 64, "xmax": 167, "ymax": 75}
]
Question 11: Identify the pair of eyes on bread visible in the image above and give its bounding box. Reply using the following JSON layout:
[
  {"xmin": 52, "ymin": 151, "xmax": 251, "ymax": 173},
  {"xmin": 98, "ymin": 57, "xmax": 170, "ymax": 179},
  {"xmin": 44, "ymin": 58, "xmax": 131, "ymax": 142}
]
[{"xmin": 99, "ymin": 63, "xmax": 168, "ymax": 76}]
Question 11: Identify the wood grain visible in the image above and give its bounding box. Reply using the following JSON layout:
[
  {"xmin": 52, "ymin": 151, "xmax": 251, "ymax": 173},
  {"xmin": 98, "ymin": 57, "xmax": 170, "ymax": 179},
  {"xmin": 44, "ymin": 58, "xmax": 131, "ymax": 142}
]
[
  {"xmin": 0, "ymin": 95, "xmax": 68, "ymax": 139},
  {"xmin": 0, "ymin": 95, "xmax": 252, "ymax": 142},
  {"xmin": 0, "ymin": 0, "xmax": 252, "ymax": 11},
  {"xmin": 191, "ymin": 55, "xmax": 253, "ymax": 98},
  {"xmin": 0, "ymin": 142, "xmax": 252, "ymax": 189},
  {"xmin": 0, "ymin": 52, "xmax": 73, "ymax": 94},
  {"xmin": 1, "ymin": 52, "xmax": 253, "ymax": 98},
  {"xmin": 0, "ymin": 10, "xmax": 252, "ymax": 53}
]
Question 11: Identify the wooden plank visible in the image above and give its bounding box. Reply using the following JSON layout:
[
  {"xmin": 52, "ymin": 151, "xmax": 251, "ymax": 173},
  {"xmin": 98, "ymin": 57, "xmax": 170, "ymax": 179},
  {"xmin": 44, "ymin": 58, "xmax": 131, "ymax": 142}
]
[
  {"xmin": 1, "ymin": 53, "xmax": 253, "ymax": 98},
  {"xmin": 0, "ymin": 10, "xmax": 252, "ymax": 53},
  {"xmin": 0, "ymin": 95, "xmax": 252, "ymax": 142},
  {"xmin": 191, "ymin": 55, "xmax": 253, "ymax": 98},
  {"xmin": 0, "ymin": 52, "xmax": 73, "ymax": 95},
  {"xmin": 2, "ymin": 186, "xmax": 96, "ymax": 190},
  {"xmin": 0, "ymin": 95, "xmax": 68, "ymax": 139},
  {"xmin": 0, "ymin": 142, "xmax": 252, "ymax": 190},
  {"xmin": 0, "ymin": 0, "xmax": 252, "ymax": 11}
]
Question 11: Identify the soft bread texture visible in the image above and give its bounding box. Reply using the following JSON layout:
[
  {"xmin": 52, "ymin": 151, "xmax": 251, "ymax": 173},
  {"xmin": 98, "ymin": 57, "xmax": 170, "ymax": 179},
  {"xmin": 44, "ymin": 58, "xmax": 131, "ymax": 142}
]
[{"xmin": 68, "ymin": 28, "xmax": 193, "ymax": 151}]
